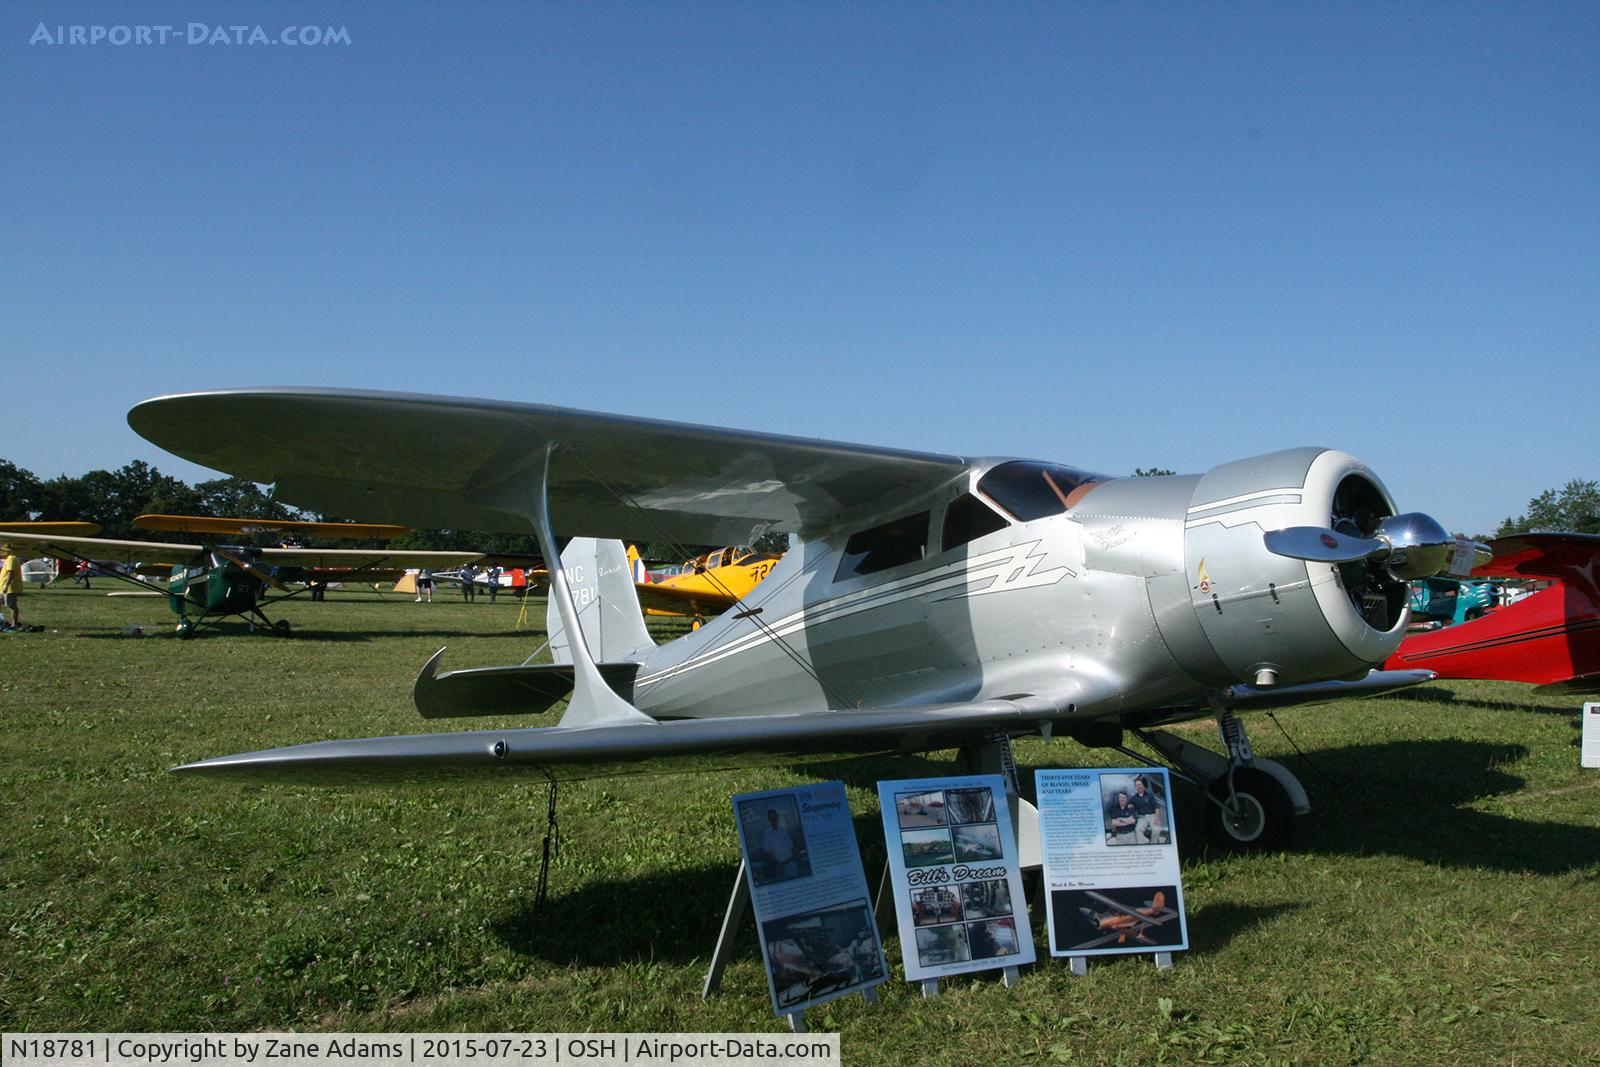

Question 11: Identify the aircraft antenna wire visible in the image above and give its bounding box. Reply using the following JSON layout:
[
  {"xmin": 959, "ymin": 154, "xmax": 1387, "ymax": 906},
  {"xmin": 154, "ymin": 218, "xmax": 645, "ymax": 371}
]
[
  {"xmin": 561, "ymin": 447, "xmax": 862, "ymax": 710},
  {"xmin": 533, "ymin": 776, "xmax": 559, "ymax": 911},
  {"xmin": 1264, "ymin": 710, "xmax": 1343, "ymax": 787}
]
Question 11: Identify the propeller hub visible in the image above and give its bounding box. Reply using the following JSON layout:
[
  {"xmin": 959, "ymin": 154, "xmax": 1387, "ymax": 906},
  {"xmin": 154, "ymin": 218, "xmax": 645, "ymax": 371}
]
[{"xmin": 1374, "ymin": 512, "xmax": 1453, "ymax": 581}]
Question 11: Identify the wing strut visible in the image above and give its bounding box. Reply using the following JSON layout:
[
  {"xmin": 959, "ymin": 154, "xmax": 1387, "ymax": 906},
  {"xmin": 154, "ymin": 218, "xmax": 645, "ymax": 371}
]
[{"xmin": 480, "ymin": 445, "xmax": 656, "ymax": 728}]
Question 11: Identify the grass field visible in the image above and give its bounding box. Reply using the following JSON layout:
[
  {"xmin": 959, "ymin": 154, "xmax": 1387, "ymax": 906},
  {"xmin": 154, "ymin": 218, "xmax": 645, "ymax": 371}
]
[{"xmin": 3, "ymin": 585, "xmax": 1599, "ymax": 1064}]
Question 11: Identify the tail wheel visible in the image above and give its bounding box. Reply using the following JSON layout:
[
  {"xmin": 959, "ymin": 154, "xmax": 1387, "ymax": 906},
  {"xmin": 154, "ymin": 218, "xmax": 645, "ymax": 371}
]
[
  {"xmin": 1203, "ymin": 767, "xmax": 1294, "ymax": 852},
  {"xmin": 273, "ymin": 619, "xmax": 292, "ymax": 635},
  {"xmin": 175, "ymin": 617, "xmax": 194, "ymax": 639}
]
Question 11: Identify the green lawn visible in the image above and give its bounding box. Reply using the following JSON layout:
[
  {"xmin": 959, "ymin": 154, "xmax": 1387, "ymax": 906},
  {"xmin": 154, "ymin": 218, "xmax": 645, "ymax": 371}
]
[{"xmin": 3, "ymin": 585, "xmax": 1598, "ymax": 1064}]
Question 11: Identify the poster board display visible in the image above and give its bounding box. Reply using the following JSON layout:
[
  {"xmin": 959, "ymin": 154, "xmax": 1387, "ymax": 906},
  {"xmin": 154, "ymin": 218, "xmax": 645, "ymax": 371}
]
[
  {"xmin": 731, "ymin": 781, "xmax": 888, "ymax": 1016},
  {"xmin": 876, "ymin": 774, "xmax": 1036, "ymax": 982},
  {"xmin": 1036, "ymin": 768, "xmax": 1189, "ymax": 957},
  {"xmin": 1584, "ymin": 702, "xmax": 1600, "ymax": 769}
]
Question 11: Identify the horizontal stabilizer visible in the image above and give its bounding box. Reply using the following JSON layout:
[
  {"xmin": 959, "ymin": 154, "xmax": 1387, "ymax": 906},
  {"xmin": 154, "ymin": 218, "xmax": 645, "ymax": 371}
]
[
  {"xmin": 412, "ymin": 647, "xmax": 640, "ymax": 719},
  {"xmin": 173, "ymin": 692, "xmax": 1094, "ymax": 784}
]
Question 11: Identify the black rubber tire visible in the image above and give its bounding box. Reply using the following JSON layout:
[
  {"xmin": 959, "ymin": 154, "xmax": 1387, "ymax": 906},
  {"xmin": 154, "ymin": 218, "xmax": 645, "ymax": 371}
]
[
  {"xmin": 1203, "ymin": 767, "xmax": 1294, "ymax": 852},
  {"xmin": 175, "ymin": 617, "xmax": 194, "ymax": 640},
  {"xmin": 273, "ymin": 619, "xmax": 292, "ymax": 635}
]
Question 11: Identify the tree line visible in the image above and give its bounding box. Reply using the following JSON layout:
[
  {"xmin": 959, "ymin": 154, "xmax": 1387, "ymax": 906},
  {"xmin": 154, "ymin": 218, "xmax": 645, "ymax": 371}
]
[{"xmin": 0, "ymin": 458, "xmax": 542, "ymax": 554}]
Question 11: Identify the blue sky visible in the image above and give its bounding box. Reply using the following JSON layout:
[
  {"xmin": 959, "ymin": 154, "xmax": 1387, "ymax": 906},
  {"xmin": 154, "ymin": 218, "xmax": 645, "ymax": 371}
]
[{"xmin": 3, "ymin": 1, "xmax": 1595, "ymax": 535}]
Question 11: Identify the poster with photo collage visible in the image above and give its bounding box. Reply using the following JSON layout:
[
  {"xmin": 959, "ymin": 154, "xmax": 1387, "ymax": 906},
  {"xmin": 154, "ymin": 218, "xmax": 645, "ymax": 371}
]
[
  {"xmin": 876, "ymin": 774, "xmax": 1036, "ymax": 982},
  {"xmin": 732, "ymin": 780, "xmax": 888, "ymax": 1017}
]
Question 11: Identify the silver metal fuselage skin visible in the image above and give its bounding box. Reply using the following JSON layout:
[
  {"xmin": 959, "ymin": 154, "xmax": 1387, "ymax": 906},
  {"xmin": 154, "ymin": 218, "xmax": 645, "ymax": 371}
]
[{"xmin": 628, "ymin": 447, "xmax": 1408, "ymax": 724}]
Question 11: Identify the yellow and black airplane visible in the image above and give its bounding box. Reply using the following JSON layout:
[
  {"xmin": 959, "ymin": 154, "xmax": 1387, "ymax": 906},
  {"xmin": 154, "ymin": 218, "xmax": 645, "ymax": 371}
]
[{"xmin": 630, "ymin": 543, "xmax": 783, "ymax": 624}]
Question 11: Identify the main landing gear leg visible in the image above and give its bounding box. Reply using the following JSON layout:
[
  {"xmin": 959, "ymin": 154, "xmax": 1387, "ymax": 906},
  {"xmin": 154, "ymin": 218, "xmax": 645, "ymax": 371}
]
[
  {"xmin": 1129, "ymin": 715, "xmax": 1307, "ymax": 852},
  {"xmin": 957, "ymin": 733, "xmax": 1041, "ymax": 870},
  {"xmin": 247, "ymin": 606, "xmax": 292, "ymax": 635}
]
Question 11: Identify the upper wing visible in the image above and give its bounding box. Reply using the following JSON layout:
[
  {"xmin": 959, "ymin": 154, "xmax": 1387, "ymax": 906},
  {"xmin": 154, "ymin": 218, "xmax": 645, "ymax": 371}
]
[
  {"xmin": 0, "ymin": 521, "xmax": 103, "ymax": 538},
  {"xmin": 128, "ymin": 389, "xmax": 971, "ymax": 544},
  {"xmin": 133, "ymin": 514, "xmax": 410, "ymax": 541},
  {"xmin": 1474, "ymin": 532, "xmax": 1600, "ymax": 581},
  {"xmin": 0, "ymin": 531, "xmax": 205, "ymax": 565},
  {"xmin": 254, "ymin": 547, "xmax": 482, "ymax": 569}
]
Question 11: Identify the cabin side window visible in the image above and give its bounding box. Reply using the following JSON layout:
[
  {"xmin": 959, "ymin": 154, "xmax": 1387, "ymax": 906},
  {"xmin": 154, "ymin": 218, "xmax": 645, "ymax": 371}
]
[
  {"xmin": 977, "ymin": 461, "xmax": 1103, "ymax": 522},
  {"xmin": 940, "ymin": 493, "xmax": 1009, "ymax": 553},
  {"xmin": 835, "ymin": 512, "xmax": 930, "ymax": 581}
]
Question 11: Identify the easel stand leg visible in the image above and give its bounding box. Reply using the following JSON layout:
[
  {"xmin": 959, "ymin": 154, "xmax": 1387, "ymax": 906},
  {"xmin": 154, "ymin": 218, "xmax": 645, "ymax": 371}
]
[
  {"xmin": 921, "ymin": 978, "xmax": 940, "ymax": 998},
  {"xmin": 787, "ymin": 1011, "xmax": 807, "ymax": 1033},
  {"xmin": 1069, "ymin": 956, "xmax": 1088, "ymax": 977},
  {"xmin": 873, "ymin": 861, "xmax": 892, "ymax": 925},
  {"xmin": 701, "ymin": 861, "xmax": 751, "ymax": 999},
  {"xmin": 1002, "ymin": 966, "xmax": 1020, "ymax": 988},
  {"xmin": 1154, "ymin": 952, "xmax": 1174, "ymax": 971}
]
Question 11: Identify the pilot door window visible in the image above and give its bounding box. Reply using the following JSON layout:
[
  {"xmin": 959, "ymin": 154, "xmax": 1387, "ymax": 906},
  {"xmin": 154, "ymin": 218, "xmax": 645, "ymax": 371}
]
[{"xmin": 836, "ymin": 511, "xmax": 930, "ymax": 582}]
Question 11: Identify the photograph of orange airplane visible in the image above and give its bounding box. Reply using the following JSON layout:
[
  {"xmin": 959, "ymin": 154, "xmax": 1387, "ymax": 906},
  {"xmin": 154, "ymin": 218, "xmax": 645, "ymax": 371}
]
[
  {"xmin": 1070, "ymin": 890, "xmax": 1179, "ymax": 949},
  {"xmin": 630, "ymin": 544, "xmax": 783, "ymax": 622}
]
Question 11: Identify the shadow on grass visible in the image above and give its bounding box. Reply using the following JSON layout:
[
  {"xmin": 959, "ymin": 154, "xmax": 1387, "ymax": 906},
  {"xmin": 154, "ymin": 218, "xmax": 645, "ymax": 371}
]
[
  {"xmin": 809, "ymin": 740, "xmax": 1600, "ymax": 877},
  {"xmin": 1184, "ymin": 900, "xmax": 1308, "ymax": 954},
  {"xmin": 1175, "ymin": 738, "xmax": 1600, "ymax": 874},
  {"xmin": 493, "ymin": 862, "xmax": 740, "ymax": 965},
  {"xmin": 1388, "ymin": 686, "xmax": 1574, "ymax": 716}
]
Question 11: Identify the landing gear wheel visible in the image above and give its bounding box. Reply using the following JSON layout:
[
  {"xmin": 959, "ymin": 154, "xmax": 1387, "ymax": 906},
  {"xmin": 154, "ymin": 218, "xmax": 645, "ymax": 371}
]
[
  {"xmin": 273, "ymin": 619, "xmax": 292, "ymax": 635},
  {"xmin": 1204, "ymin": 767, "xmax": 1293, "ymax": 852},
  {"xmin": 175, "ymin": 617, "xmax": 194, "ymax": 640}
]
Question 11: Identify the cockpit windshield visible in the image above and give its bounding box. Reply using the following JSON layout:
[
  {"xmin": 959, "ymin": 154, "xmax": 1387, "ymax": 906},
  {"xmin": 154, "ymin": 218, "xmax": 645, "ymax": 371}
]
[{"xmin": 976, "ymin": 461, "xmax": 1106, "ymax": 522}]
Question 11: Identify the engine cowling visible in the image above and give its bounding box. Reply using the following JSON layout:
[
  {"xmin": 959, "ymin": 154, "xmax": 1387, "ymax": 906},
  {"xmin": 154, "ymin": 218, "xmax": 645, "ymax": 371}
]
[
  {"xmin": 1068, "ymin": 447, "xmax": 1424, "ymax": 690},
  {"xmin": 1169, "ymin": 447, "xmax": 1415, "ymax": 687}
]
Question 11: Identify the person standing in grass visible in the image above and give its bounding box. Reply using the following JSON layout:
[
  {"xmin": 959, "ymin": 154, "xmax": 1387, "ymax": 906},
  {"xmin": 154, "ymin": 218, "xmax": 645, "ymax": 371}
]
[{"xmin": 1, "ymin": 553, "xmax": 22, "ymax": 630}]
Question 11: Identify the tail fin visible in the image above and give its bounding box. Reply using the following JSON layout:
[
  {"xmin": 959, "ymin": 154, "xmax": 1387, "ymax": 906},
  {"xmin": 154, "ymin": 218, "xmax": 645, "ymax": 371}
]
[{"xmin": 547, "ymin": 538, "xmax": 656, "ymax": 665}]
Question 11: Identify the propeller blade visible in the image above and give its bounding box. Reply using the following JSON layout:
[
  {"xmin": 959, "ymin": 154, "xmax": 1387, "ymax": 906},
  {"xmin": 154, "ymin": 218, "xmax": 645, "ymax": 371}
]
[
  {"xmin": 1262, "ymin": 527, "xmax": 1385, "ymax": 564},
  {"xmin": 213, "ymin": 547, "xmax": 292, "ymax": 592},
  {"xmin": 1264, "ymin": 513, "xmax": 1464, "ymax": 582}
]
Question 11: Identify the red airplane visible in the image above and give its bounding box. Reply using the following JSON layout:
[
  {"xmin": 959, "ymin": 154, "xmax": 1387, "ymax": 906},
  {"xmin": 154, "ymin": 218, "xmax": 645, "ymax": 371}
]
[{"xmin": 1385, "ymin": 533, "xmax": 1600, "ymax": 694}]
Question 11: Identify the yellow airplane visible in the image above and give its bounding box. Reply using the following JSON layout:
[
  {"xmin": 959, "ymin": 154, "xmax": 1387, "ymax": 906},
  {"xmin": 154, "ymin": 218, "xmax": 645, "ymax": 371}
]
[
  {"xmin": 0, "ymin": 521, "xmax": 104, "ymax": 538},
  {"xmin": 630, "ymin": 544, "xmax": 783, "ymax": 623}
]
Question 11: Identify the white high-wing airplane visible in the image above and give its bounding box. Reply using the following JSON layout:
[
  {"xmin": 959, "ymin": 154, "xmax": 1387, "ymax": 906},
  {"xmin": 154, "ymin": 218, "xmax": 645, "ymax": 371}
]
[{"xmin": 130, "ymin": 388, "xmax": 1475, "ymax": 851}]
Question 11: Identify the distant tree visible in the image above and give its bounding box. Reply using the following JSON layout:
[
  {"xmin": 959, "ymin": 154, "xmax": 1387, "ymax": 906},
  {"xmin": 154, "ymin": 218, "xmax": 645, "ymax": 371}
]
[
  {"xmin": 0, "ymin": 459, "xmax": 42, "ymax": 520},
  {"xmin": 194, "ymin": 477, "xmax": 297, "ymax": 523},
  {"xmin": 1134, "ymin": 467, "xmax": 1176, "ymax": 478},
  {"xmin": 1497, "ymin": 479, "xmax": 1600, "ymax": 536}
]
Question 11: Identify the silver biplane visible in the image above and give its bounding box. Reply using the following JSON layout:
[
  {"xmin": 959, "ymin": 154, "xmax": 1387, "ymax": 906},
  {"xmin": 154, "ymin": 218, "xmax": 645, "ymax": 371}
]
[{"xmin": 130, "ymin": 388, "xmax": 1475, "ymax": 850}]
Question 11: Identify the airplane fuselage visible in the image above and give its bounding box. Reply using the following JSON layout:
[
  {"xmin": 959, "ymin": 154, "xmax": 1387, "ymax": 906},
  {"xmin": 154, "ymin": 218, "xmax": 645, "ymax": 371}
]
[{"xmin": 627, "ymin": 448, "xmax": 1413, "ymax": 725}]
